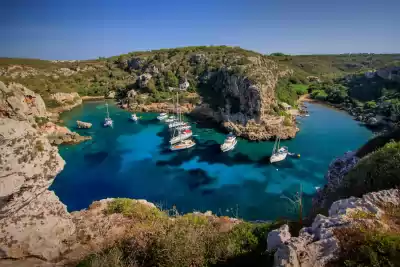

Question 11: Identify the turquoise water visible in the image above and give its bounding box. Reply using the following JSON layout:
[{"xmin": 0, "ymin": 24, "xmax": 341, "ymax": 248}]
[{"xmin": 50, "ymin": 101, "xmax": 372, "ymax": 220}]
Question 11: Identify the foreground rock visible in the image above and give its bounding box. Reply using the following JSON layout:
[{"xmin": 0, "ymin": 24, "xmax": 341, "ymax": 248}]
[
  {"xmin": 0, "ymin": 81, "xmax": 47, "ymax": 122},
  {"xmin": 274, "ymin": 189, "xmax": 400, "ymax": 267}
]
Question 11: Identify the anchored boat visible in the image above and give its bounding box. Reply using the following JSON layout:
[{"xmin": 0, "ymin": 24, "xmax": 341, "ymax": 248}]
[
  {"xmin": 170, "ymin": 129, "xmax": 193, "ymax": 145},
  {"xmin": 220, "ymin": 133, "xmax": 237, "ymax": 152},
  {"xmin": 130, "ymin": 113, "xmax": 139, "ymax": 122},
  {"xmin": 170, "ymin": 139, "xmax": 196, "ymax": 151},
  {"xmin": 270, "ymin": 136, "xmax": 288, "ymax": 163}
]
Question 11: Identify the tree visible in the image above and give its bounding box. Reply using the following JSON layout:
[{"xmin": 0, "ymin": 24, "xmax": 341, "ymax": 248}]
[
  {"xmin": 165, "ymin": 71, "xmax": 179, "ymax": 87},
  {"xmin": 146, "ymin": 79, "xmax": 157, "ymax": 94}
]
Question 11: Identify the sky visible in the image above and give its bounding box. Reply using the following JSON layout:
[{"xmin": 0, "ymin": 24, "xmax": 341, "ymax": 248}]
[{"xmin": 1, "ymin": 0, "xmax": 398, "ymax": 59}]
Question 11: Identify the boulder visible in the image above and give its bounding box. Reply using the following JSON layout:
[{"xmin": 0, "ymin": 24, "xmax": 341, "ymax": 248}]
[
  {"xmin": 106, "ymin": 90, "xmax": 116, "ymax": 99},
  {"xmin": 76, "ymin": 120, "xmax": 92, "ymax": 129},
  {"xmin": 267, "ymin": 224, "xmax": 291, "ymax": 251},
  {"xmin": 367, "ymin": 117, "xmax": 378, "ymax": 126},
  {"xmin": 127, "ymin": 89, "xmax": 137, "ymax": 98}
]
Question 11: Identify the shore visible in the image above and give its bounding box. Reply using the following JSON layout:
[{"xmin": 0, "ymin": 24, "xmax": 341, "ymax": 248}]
[{"xmin": 82, "ymin": 95, "xmax": 105, "ymax": 101}]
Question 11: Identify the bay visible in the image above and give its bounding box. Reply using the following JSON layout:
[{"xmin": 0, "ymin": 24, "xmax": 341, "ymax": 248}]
[{"xmin": 50, "ymin": 101, "xmax": 372, "ymax": 220}]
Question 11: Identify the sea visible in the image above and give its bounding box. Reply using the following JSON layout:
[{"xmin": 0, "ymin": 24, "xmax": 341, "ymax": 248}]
[{"xmin": 50, "ymin": 101, "xmax": 372, "ymax": 220}]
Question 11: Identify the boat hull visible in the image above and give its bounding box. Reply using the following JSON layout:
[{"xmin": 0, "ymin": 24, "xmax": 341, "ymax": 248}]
[
  {"xmin": 170, "ymin": 142, "xmax": 196, "ymax": 151},
  {"xmin": 221, "ymin": 139, "xmax": 237, "ymax": 152},
  {"xmin": 270, "ymin": 152, "xmax": 288, "ymax": 163},
  {"xmin": 170, "ymin": 132, "xmax": 193, "ymax": 144}
]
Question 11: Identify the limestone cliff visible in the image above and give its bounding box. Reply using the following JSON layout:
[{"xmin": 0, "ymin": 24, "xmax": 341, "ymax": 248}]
[
  {"xmin": 270, "ymin": 189, "xmax": 400, "ymax": 267},
  {"xmin": 191, "ymin": 66, "xmax": 298, "ymax": 140}
]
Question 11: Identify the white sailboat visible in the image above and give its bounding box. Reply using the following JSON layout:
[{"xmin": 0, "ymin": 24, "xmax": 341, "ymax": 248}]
[
  {"xmin": 103, "ymin": 103, "xmax": 113, "ymax": 127},
  {"xmin": 220, "ymin": 133, "xmax": 237, "ymax": 152},
  {"xmin": 270, "ymin": 136, "xmax": 288, "ymax": 163},
  {"xmin": 169, "ymin": 92, "xmax": 195, "ymax": 150}
]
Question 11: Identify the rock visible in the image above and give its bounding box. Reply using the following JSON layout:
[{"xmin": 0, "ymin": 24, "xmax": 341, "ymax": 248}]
[
  {"xmin": 40, "ymin": 122, "xmax": 91, "ymax": 145},
  {"xmin": 127, "ymin": 89, "xmax": 137, "ymax": 98},
  {"xmin": 137, "ymin": 73, "xmax": 152, "ymax": 88},
  {"xmin": 0, "ymin": 118, "xmax": 74, "ymax": 260},
  {"xmin": 367, "ymin": 116, "xmax": 378, "ymax": 126},
  {"xmin": 128, "ymin": 57, "xmax": 144, "ymax": 70},
  {"xmin": 190, "ymin": 53, "xmax": 207, "ymax": 64},
  {"xmin": 55, "ymin": 67, "xmax": 76, "ymax": 76},
  {"xmin": 50, "ymin": 92, "xmax": 82, "ymax": 110},
  {"xmin": 273, "ymin": 189, "xmax": 400, "ymax": 267},
  {"xmin": 267, "ymin": 224, "xmax": 291, "ymax": 251},
  {"xmin": 311, "ymin": 151, "xmax": 359, "ymax": 213},
  {"xmin": 0, "ymin": 81, "xmax": 47, "ymax": 122},
  {"xmin": 376, "ymin": 66, "xmax": 400, "ymax": 82},
  {"xmin": 106, "ymin": 90, "xmax": 116, "ymax": 99},
  {"xmin": 191, "ymin": 65, "xmax": 298, "ymax": 141},
  {"xmin": 76, "ymin": 120, "xmax": 92, "ymax": 129}
]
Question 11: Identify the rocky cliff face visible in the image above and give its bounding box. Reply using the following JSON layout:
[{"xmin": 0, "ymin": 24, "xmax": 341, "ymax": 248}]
[
  {"xmin": 192, "ymin": 65, "xmax": 298, "ymax": 140},
  {"xmin": 270, "ymin": 189, "xmax": 400, "ymax": 267},
  {"xmin": 50, "ymin": 92, "xmax": 82, "ymax": 111}
]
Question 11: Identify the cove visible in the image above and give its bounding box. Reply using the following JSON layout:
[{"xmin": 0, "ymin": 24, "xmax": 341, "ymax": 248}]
[{"xmin": 50, "ymin": 101, "xmax": 372, "ymax": 220}]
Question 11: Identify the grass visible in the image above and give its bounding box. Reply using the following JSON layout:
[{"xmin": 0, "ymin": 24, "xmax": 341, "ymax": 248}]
[
  {"xmin": 290, "ymin": 84, "xmax": 308, "ymax": 95},
  {"xmin": 79, "ymin": 198, "xmax": 280, "ymax": 267}
]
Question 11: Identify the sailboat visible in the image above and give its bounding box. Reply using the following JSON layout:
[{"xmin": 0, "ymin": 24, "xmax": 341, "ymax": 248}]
[
  {"xmin": 169, "ymin": 92, "xmax": 195, "ymax": 150},
  {"xmin": 220, "ymin": 133, "xmax": 237, "ymax": 152},
  {"xmin": 270, "ymin": 135, "xmax": 288, "ymax": 163},
  {"xmin": 103, "ymin": 103, "xmax": 113, "ymax": 127}
]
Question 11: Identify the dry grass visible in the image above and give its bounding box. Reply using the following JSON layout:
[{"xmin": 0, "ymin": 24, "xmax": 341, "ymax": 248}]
[{"xmin": 77, "ymin": 198, "xmax": 277, "ymax": 267}]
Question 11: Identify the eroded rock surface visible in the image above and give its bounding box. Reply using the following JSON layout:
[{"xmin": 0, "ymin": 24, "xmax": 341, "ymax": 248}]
[{"xmin": 273, "ymin": 189, "xmax": 400, "ymax": 267}]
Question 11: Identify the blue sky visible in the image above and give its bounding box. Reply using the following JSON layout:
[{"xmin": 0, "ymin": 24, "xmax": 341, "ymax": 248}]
[{"xmin": 1, "ymin": 0, "xmax": 398, "ymax": 59}]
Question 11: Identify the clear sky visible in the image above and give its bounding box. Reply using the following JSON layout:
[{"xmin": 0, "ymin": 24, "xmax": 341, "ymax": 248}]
[{"xmin": 1, "ymin": 0, "xmax": 398, "ymax": 59}]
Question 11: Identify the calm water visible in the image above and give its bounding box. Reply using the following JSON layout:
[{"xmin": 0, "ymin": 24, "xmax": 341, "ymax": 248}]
[{"xmin": 50, "ymin": 101, "xmax": 372, "ymax": 220}]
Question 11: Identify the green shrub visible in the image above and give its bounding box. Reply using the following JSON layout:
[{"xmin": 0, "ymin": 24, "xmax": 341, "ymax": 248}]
[
  {"xmin": 106, "ymin": 198, "xmax": 166, "ymax": 220},
  {"xmin": 364, "ymin": 100, "xmax": 377, "ymax": 109},
  {"xmin": 311, "ymin": 89, "xmax": 328, "ymax": 100},
  {"xmin": 34, "ymin": 116, "xmax": 49, "ymax": 127},
  {"xmin": 324, "ymin": 141, "xmax": 400, "ymax": 209}
]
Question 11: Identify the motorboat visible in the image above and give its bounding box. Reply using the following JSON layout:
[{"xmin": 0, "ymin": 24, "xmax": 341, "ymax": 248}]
[
  {"xmin": 170, "ymin": 139, "xmax": 196, "ymax": 151},
  {"xmin": 170, "ymin": 129, "xmax": 193, "ymax": 145},
  {"xmin": 220, "ymin": 133, "xmax": 237, "ymax": 152},
  {"xmin": 157, "ymin": 113, "xmax": 168, "ymax": 120}
]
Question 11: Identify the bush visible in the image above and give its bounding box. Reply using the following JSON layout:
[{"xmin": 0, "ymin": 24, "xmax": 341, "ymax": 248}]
[
  {"xmin": 364, "ymin": 100, "xmax": 377, "ymax": 109},
  {"xmin": 311, "ymin": 90, "xmax": 328, "ymax": 101},
  {"xmin": 106, "ymin": 198, "xmax": 166, "ymax": 220},
  {"xmin": 324, "ymin": 141, "xmax": 400, "ymax": 209},
  {"xmin": 333, "ymin": 228, "xmax": 400, "ymax": 267},
  {"xmin": 81, "ymin": 199, "xmax": 278, "ymax": 267}
]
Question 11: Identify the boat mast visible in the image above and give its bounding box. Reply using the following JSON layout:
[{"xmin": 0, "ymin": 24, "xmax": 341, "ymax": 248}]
[{"xmin": 106, "ymin": 103, "xmax": 110, "ymax": 119}]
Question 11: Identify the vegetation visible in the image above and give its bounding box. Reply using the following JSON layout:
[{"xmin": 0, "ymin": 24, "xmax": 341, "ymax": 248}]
[
  {"xmin": 323, "ymin": 140, "xmax": 400, "ymax": 210},
  {"xmin": 332, "ymin": 228, "xmax": 400, "ymax": 267},
  {"xmin": 78, "ymin": 198, "xmax": 279, "ymax": 267},
  {"xmin": 2, "ymin": 47, "xmax": 398, "ymax": 115}
]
